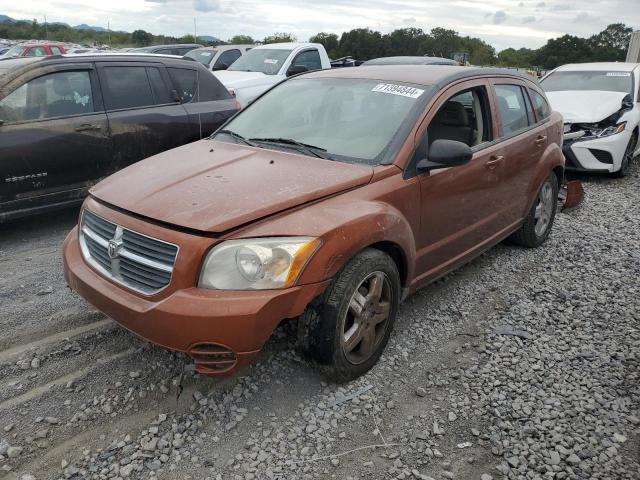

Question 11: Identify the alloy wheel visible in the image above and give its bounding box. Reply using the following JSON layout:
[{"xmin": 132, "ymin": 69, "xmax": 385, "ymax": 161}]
[
  {"xmin": 342, "ymin": 271, "xmax": 392, "ymax": 365},
  {"xmin": 534, "ymin": 181, "xmax": 554, "ymax": 237}
]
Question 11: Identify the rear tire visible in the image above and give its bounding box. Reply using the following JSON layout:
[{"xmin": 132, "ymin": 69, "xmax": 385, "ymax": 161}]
[
  {"xmin": 297, "ymin": 248, "xmax": 400, "ymax": 383},
  {"xmin": 509, "ymin": 172, "xmax": 558, "ymax": 248},
  {"xmin": 612, "ymin": 131, "xmax": 637, "ymax": 178}
]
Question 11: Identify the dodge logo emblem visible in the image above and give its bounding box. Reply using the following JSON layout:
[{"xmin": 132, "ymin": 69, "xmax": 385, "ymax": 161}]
[{"xmin": 107, "ymin": 239, "xmax": 122, "ymax": 259}]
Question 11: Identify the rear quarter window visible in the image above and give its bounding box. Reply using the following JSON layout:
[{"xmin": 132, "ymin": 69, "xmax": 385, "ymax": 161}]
[{"xmin": 530, "ymin": 89, "xmax": 552, "ymax": 121}]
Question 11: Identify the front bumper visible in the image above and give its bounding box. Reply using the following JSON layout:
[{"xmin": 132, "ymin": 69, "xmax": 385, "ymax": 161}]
[
  {"xmin": 563, "ymin": 130, "xmax": 631, "ymax": 173},
  {"xmin": 63, "ymin": 223, "xmax": 330, "ymax": 376}
]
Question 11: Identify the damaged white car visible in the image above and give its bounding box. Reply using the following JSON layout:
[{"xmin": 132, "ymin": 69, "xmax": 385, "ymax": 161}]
[{"xmin": 541, "ymin": 62, "xmax": 640, "ymax": 176}]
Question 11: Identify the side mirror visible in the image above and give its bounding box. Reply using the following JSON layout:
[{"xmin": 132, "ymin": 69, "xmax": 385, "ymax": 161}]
[
  {"xmin": 212, "ymin": 63, "xmax": 228, "ymax": 71},
  {"xmin": 170, "ymin": 89, "xmax": 181, "ymax": 103},
  {"xmin": 286, "ymin": 64, "xmax": 308, "ymax": 77},
  {"xmin": 416, "ymin": 139, "xmax": 473, "ymax": 171}
]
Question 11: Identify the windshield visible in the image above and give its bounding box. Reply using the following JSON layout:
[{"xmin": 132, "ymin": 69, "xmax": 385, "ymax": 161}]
[
  {"xmin": 541, "ymin": 71, "xmax": 633, "ymax": 94},
  {"xmin": 185, "ymin": 49, "xmax": 217, "ymax": 65},
  {"xmin": 227, "ymin": 48, "xmax": 292, "ymax": 75},
  {"xmin": 2, "ymin": 46, "xmax": 26, "ymax": 58},
  {"xmin": 218, "ymin": 77, "xmax": 426, "ymax": 164}
]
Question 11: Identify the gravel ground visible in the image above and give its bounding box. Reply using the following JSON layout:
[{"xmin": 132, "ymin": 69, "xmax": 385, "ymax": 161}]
[{"xmin": 0, "ymin": 164, "xmax": 639, "ymax": 480}]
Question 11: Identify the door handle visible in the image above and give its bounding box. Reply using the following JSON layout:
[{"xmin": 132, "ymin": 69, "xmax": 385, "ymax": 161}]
[
  {"xmin": 75, "ymin": 124, "xmax": 101, "ymax": 132},
  {"xmin": 535, "ymin": 135, "xmax": 547, "ymax": 146},
  {"xmin": 485, "ymin": 155, "xmax": 504, "ymax": 170}
]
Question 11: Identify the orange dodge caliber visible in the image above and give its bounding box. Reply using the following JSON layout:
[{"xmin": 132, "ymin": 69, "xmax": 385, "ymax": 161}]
[{"xmin": 63, "ymin": 66, "xmax": 565, "ymax": 381}]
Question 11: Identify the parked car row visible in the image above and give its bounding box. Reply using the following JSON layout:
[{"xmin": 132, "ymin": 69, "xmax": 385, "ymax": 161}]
[{"xmin": 61, "ymin": 63, "xmax": 579, "ymax": 380}]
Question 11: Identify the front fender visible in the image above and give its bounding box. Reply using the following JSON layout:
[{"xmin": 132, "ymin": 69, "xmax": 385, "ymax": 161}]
[{"xmin": 296, "ymin": 201, "xmax": 416, "ymax": 286}]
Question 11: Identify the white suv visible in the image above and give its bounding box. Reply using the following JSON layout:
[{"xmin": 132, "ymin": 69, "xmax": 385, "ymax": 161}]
[{"xmin": 541, "ymin": 62, "xmax": 640, "ymax": 176}]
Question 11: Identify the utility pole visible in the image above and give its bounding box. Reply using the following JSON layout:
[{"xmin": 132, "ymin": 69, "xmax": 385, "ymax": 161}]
[
  {"xmin": 194, "ymin": 17, "xmax": 197, "ymax": 42},
  {"xmin": 44, "ymin": 15, "xmax": 48, "ymax": 39},
  {"xmin": 108, "ymin": 20, "xmax": 111, "ymax": 46}
]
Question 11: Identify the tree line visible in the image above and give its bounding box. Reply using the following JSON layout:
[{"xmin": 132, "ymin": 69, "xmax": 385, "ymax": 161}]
[{"xmin": 0, "ymin": 19, "xmax": 634, "ymax": 69}]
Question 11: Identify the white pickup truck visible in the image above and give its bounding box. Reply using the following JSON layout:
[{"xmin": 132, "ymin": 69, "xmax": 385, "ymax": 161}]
[{"xmin": 213, "ymin": 42, "xmax": 332, "ymax": 107}]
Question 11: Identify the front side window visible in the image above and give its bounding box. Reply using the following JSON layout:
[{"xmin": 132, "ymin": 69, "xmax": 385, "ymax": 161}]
[
  {"xmin": 541, "ymin": 70, "xmax": 633, "ymax": 95},
  {"xmin": 530, "ymin": 90, "xmax": 551, "ymax": 121},
  {"xmin": 51, "ymin": 46, "xmax": 62, "ymax": 55},
  {"xmin": 292, "ymin": 50, "xmax": 322, "ymax": 71},
  {"xmin": 495, "ymin": 84, "xmax": 530, "ymax": 136},
  {"xmin": 227, "ymin": 48, "xmax": 292, "ymax": 75},
  {"xmin": 168, "ymin": 68, "xmax": 197, "ymax": 103},
  {"xmin": 428, "ymin": 87, "xmax": 492, "ymax": 147},
  {"xmin": 215, "ymin": 49, "xmax": 241, "ymax": 68},
  {"xmin": 101, "ymin": 66, "xmax": 154, "ymax": 110},
  {"xmin": 220, "ymin": 77, "xmax": 426, "ymax": 164},
  {"xmin": 0, "ymin": 70, "xmax": 93, "ymax": 123}
]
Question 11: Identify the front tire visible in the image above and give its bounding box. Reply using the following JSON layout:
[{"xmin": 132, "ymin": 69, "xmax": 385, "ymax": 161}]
[
  {"xmin": 509, "ymin": 172, "xmax": 558, "ymax": 248},
  {"xmin": 298, "ymin": 248, "xmax": 400, "ymax": 382}
]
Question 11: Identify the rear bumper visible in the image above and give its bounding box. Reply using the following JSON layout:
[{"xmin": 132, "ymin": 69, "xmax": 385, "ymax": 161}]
[
  {"xmin": 63, "ymin": 227, "xmax": 330, "ymax": 376},
  {"xmin": 563, "ymin": 130, "xmax": 631, "ymax": 172}
]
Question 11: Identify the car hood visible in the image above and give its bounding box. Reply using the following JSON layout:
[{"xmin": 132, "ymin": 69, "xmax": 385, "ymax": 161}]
[
  {"xmin": 213, "ymin": 70, "xmax": 281, "ymax": 89},
  {"xmin": 90, "ymin": 140, "xmax": 373, "ymax": 233},
  {"xmin": 545, "ymin": 90, "xmax": 628, "ymax": 124}
]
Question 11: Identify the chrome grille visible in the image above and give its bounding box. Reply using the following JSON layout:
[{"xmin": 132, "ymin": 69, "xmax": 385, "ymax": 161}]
[{"xmin": 79, "ymin": 209, "xmax": 178, "ymax": 295}]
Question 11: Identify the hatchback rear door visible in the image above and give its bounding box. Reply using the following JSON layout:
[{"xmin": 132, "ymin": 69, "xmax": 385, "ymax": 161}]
[
  {"xmin": 0, "ymin": 63, "xmax": 111, "ymax": 216},
  {"xmin": 96, "ymin": 61, "xmax": 193, "ymax": 174}
]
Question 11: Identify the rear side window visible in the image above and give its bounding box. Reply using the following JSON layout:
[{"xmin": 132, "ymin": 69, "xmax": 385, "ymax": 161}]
[
  {"xmin": 292, "ymin": 49, "xmax": 322, "ymax": 70},
  {"xmin": 102, "ymin": 66, "xmax": 154, "ymax": 110},
  {"xmin": 168, "ymin": 67, "xmax": 197, "ymax": 103},
  {"xmin": 27, "ymin": 47, "xmax": 47, "ymax": 57},
  {"xmin": 495, "ymin": 84, "xmax": 530, "ymax": 136},
  {"xmin": 215, "ymin": 49, "xmax": 241, "ymax": 68},
  {"xmin": 530, "ymin": 90, "xmax": 552, "ymax": 121},
  {"xmin": 155, "ymin": 48, "xmax": 175, "ymax": 55},
  {"xmin": 50, "ymin": 46, "xmax": 62, "ymax": 55},
  {"xmin": 146, "ymin": 67, "xmax": 174, "ymax": 104}
]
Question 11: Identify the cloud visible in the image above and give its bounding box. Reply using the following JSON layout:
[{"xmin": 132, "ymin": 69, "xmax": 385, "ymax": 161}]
[
  {"xmin": 522, "ymin": 15, "xmax": 536, "ymax": 23},
  {"xmin": 536, "ymin": 1, "xmax": 546, "ymax": 7},
  {"xmin": 550, "ymin": 3, "xmax": 572, "ymax": 10},
  {"xmin": 573, "ymin": 11, "xmax": 594, "ymax": 23},
  {"xmin": 192, "ymin": 0, "xmax": 219, "ymax": 12},
  {"xmin": 493, "ymin": 10, "xmax": 507, "ymax": 24}
]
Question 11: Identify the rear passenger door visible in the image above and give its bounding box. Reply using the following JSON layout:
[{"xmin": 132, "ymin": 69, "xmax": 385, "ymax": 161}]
[
  {"xmin": 96, "ymin": 62, "xmax": 192, "ymax": 173},
  {"xmin": 490, "ymin": 79, "xmax": 548, "ymax": 224}
]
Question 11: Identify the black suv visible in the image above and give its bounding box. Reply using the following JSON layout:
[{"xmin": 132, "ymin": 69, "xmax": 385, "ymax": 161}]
[{"xmin": 0, "ymin": 54, "xmax": 238, "ymax": 221}]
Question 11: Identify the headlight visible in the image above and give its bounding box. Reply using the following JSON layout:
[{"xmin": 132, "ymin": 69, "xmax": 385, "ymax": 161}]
[
  {"xmin": 595, "ymin": 122, "xmax": 626, "ymax": 137},
  {"xmin": 583, "ymin": 122, "xmax": 627, "ymax": 138},
  {"xmin": 199, "ymin": 237, "xmax": 321, "ymax": 290}
]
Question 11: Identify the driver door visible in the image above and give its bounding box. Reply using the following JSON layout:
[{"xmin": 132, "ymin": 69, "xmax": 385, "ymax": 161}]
[
  {"xmin": 0, "ymin": 65, "xmax": 111, "ymax": 215},
  {"xmin": 411, "ymin": 79, "xmax": 508, "ymax": 285}
]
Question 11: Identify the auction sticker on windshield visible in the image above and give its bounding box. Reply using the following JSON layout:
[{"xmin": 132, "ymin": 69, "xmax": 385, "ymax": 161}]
[
  {"xmin": 372, "ymin": 83, "xmax": 424, "ymax": 98},
  {"xmin": 264, "ymin": 59, "xmax": 278, "ymax": 64},
  {"xmin": 606, "ymin": 72, "xmax": 631, "ymax": 76}
]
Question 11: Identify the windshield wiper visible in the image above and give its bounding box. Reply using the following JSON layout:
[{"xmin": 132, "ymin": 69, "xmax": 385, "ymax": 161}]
[
  {"xmin": 248, "ymin": 137, "xmax": 330, "ymax": 159},
  {"xmin": 216, "ymin": 129, "xmax": 256, "ymax": 147}
]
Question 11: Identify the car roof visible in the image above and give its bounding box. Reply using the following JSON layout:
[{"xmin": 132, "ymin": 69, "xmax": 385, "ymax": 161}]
[
  {"xmin": 303, "ymin": 65, "xmax": 536, "ymax": 87},
  {"xmin": 554, "ymin": 62, "xmax": 639, "ymax": 72},
  {"xmin": 0, "ymin": 57, "xmax": 42, "ymax": 75},
  {"xmin": 254, "ymin": 42, "xmax": 320, "ymax": 50},
  {"xmin": 363, "ymin": 56, "xmax": 459, "ymax": 66}
]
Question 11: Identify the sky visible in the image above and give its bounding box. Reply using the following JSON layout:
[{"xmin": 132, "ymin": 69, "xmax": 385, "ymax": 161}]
[{"xmin": 1, "ymin": 0, "xmax": 639, "ymax": 51}]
